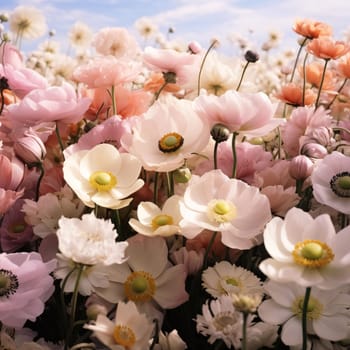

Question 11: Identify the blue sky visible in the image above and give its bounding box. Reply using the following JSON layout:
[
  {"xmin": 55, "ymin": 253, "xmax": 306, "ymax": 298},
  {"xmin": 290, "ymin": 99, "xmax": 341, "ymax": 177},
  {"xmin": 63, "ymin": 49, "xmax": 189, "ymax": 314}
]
[{"xmin": 2, "ymin": 0, "xmax": 350, "ymax": 55}]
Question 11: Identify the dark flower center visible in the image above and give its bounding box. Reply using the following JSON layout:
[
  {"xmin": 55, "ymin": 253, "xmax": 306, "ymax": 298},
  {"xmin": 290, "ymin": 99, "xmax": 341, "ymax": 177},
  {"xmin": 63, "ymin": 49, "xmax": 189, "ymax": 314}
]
[
  {"xmin": 330, "ymin": 172, "xmax": 350, "ymax": 197},
  {"xmin": 0, "ymin": 269, "xmax": 19, "ymax": 298}
]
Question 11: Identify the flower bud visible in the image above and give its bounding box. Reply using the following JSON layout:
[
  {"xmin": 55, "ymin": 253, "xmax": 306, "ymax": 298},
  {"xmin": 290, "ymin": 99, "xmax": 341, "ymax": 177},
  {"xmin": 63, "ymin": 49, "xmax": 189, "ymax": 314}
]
[
  {"xmin": 232, "ymin": 293, "xmax": 262, "ymax": 313},
  {"xmin": 163, "ymin": 71, "xmax": 177, "ymax": 84},
  {"xmin": 188, "ymin": 41, "xmax": 202, "ymax": 54},
  {"xmin": 0, "ymin": 13, "xmax": 8, "ymax": 22},
  {"xmin": 289, "ymin": 155, "xmax": 314, "ymax": 180},
  {"xmin": 300, "ymin": 142, "xmax": 328, "ymax": 159},
  {"xmin": 173, "ymin": 167, "xmax": 192, "ymax": 183},
  {"xmin": 86, "ymin": 303, "xmax": 108, "ymax": 321},
  {"xmin": 14, "ymin": 133, "xmax": 46, "ymax": 165},
  {"xmin": 244, "ymin": 50, "xmax": 259, "ymax": 63},
  {"xmin": 210, "ymin": 123, "xmax": 230, "ymax": 143}
]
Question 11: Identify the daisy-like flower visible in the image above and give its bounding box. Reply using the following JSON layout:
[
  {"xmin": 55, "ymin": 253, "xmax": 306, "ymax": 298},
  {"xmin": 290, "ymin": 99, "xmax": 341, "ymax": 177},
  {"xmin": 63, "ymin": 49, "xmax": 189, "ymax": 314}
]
[
  {"xmin": 134, "ymin": 17, "xmax": 158, "ymax": 39},
  {"xmin": 108, "ymin": 235, "xmax": 188, "ymax": 315},
  {"xmin": 129, "ymin": 195, "xmax": 182, "ymax": 237},
  {"xmin": 179, "ymin": 169, "xmax": 271, "ymax": 249},
  {"xmin": 0, "ymin": 252, "xmax": 56, "ymax": 328},
  {"xmin": 121, "ymin": 95, "xmax": 210, "ymax": 172},
  {"xmin": 202, "ymin": 261, "xmax": 263, "ymax": 299},
  {"xmin": 195, "ymin": 295, "xmax": 243, "ymax": 349},
  {"xmin": 259, "ymin": 207, "xmax": 350, "ymax": 289},
  {"xmin": 311, "ymin": 151, "xmax": 350, "ymax": 214},
  {"xmin": 63, "ymin": 143, "xmax": 144, "ymax": 209},
  {"xmin": 68, "ymin": 21, "xmax": 92, "ymax": 49},
  {"xmin": 84, "ymin": 300, "xmax": 154, "ymax": 350},
  {"xmin": 9, "ymin": 6, "xmax": 47, "ymax": 41},
  {"xmin": 56, "ymin": 212, "xmax": 128, "ymax": 266},
  {"xmin": 22, "ymin": 185, "xmax": 85, "ymax": 238},
  {"xmin": 258, "ymin": 280, "xmax": 350, "ymax": 346}
]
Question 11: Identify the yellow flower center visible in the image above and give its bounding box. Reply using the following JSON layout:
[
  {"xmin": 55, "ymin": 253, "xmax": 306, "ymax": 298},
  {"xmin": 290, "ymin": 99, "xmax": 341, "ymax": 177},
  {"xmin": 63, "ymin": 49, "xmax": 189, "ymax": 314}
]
[
  {"xmin": 207, "ymin": 199, "xmax": 237, "ymax": 223},
  {"xmin": 124, "ymin": 271, "xmax": 156, "ymax": 302},
  {"xmin": 151, "ymin": 214, "xmax": 174, "ymax": 229},
  {"xmin": 330, "ymin": 172, "xmax": 350, "ymax": 197},
  {"xmin": 292, "ymin": 296, "xmax": 323, "ymax": 320},
  {"xmin": 225, "ymin": 277, "xmax": 240, "ymax": 286},
  {"xmin": 292, "ymin": 239, "xmax": 334, "ymax": 268},
  {"xmin": 158, "ymin": 132, "xmax": 184, "ymax": 153},
  {"xmin": 89, "ymin": 171, "xmax": 117, "ymax": 192},
  {"xmin": 113, "ymin": 325, "xmax": 136, "ymax": 347}
]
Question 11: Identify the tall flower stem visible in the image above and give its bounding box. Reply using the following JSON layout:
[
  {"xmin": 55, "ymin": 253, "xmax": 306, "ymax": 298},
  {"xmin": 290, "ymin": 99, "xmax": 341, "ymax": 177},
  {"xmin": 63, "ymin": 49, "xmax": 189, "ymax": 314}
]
[
  {"xmin": 202, "ymin": 231, "xmax": 218, "ymax": 269},
  {"xmin": 241, "ymin": 312, "xmax": 249, "ymax": 350},
  {"xmin": 290, "ymin": 37, "xmax": 308, "ymax": 83},
  {"xmin": 56, "ymin": 122, "xmax": 65, "ymax": 155},
  {"xmin": 66, "ymin": 263, "xmax": 84, "ymax": 349},
  {"xmin": 153, "ymin": 171, "xmax": 159, "ymax": 205},
  {"xmin": 236, "ymin": 61, "xmax": 250, "ymax": 91},
  {"xmin": 213, "ymin": 141, "xmax": 219, "ymax": 169},
  {"xmin": 326, "ymin": 77, "xmax": 348, "ymax": 109},
  {"xmin": 301, "ymin": 52, "xmax": 309, "ymax": 106},
  {"xmin": 231, "ymin": 132, "xmax": 238, "ymax": 179},
  {"xmin": 166, "ymin": 171, "xmax": 174, "ymax": 197},
  {"xmin": 197, "ymin": 40, "xmax": 218, "ymax": 96},
  {"xmin": 302, "ymin": 287, "xmax": 312, "ymax": 350},
  {"xmin": 34, "ymin": 163, "xmax": 45, "ymax": 201},
  {"xmin": 110, "ymin": 85, "xmax": 117, "ymax": 115},
  {"xmin": 154, "ymin": 81, "xmax": 168, "ymax": 101},
  {"xmin": 314, "ymin": 59, "xmax": 330, "ymax": 109}
]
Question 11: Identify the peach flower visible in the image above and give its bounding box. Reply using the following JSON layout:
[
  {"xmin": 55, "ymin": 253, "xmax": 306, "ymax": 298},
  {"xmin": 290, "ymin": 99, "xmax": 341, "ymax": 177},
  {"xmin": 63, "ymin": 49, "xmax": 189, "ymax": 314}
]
[
  {"xmin": 292, "ymin": 19, "xmax": 332, "ymax": 39},
  {"xmin": 337, "ymin": 53, "xmax": 350, "ymax": 78},
  {"xmin": 275, "ymin": 83, "xmax": 316, "ymax": 106},
  {"xmin": 6, "ymin": 82, "xmax": 91, "ymax": 126},
  {"xmin": 307, "ymin": 37, "xmax": 350, "ymax": 60},
  {"xmin": 303, "ymin": 61, "xmax": 334, "ymax": 90},
  {"xmin": 73, "ymin": 56, "xmax": 141, "ymax": 89}
]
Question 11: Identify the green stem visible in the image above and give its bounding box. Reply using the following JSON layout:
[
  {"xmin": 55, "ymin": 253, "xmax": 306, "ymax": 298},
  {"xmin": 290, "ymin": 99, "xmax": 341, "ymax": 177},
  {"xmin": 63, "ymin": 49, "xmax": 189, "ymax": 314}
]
[
  {"xmin": 290, "ymin": 37, "xmax": 308, "ymax": 83},
  {"xmin": 315, "ymin": 59, "xmax": 330, "ymax": 109},
  {"xmin": 231, "ymin": 132, "xmax": 238, "ymax": 179},
  {"xmin": 202, "ymin": 231, "xmax": 218, "ymax": 269},
  {"xmin": 326, "ymin": 77, "xmax": 348, "ymax": 109},
  {"xmin": 197, "ymin": 40, "xmax": 217, "ymax": 96},
  {"xmin": 302, "ymin": 287, "xmax": 312, "ymax": 350},
  {"xmin": 154, "ymin": 81, "xmax": 168, "ymax": 101},
  {"xmin": 66, "ymin": 264, "xmax": 84, "ymax": 349},
  {"xmin": 35, "ymin": 163, "xmax": 45, "ymax": 201},
  {"xmin": 236, "ymin": 61, "xmax": 250, "ymax": 91},
  {"xmin": 110, "ymin": 85, "xmax": 117, "ymax": 115},
  {"xmin": 55, "ymin": 122, "xmax": 65, "ymax": 156},
  {"xmin": 153, "ymin": 171, "xmax": 159, "ymax": 205},
  {"xmin": 213, "ymin": 141, "xmax": 219, "ymax": 169},
  {"xmin": 301, "ymin": 52, "xmax": 309, "ymax": 106},
  {"xmin": 166, "ymin": 171, "xmax": 174, "ymax": 197},
  {"xmin": 241, "ymin": 312, "xmax": 248, "ymax": 350}
]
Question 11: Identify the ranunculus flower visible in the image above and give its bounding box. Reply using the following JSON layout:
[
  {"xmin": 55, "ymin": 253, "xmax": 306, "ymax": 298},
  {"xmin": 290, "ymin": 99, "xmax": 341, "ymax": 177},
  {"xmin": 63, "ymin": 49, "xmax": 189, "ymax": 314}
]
[
  {"xmin": 6, "ymin": 82, "xmax": 91, "ymax": 125},
  {"xmin": 63, "ymin": 143, "xmax": 144, "ymax": 209},
  {"xmin": 0, "ymin": 252, "xmax": 56, "ymax": 328}
]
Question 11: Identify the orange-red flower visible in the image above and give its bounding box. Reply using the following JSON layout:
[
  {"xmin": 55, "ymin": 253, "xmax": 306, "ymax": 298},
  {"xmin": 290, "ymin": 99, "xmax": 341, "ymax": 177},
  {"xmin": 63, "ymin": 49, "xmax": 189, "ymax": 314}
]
[
  {"xmin": 303, "ymin": 61, "xmax": 335, "ymax": 90},
  {"xmin": 293, "ymin": 19, "xmax": 332, "ymax": 39},
  {"xmin": 307, "ymin": 37, "xmax": 350, "ymax": 60},
  {"xmin": 275, "ymin": 83, "xmax": 316, "ymax": 106}
]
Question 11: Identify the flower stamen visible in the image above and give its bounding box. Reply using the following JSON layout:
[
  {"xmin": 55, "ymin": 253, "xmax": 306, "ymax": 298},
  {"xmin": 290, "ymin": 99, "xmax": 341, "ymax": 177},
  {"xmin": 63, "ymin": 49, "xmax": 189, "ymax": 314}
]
[
  {"xmin": 207, "ymin": 199, "xmax": 237, "ymax": 223},
  {"xmin": 124, "ymin": 271, "xmax": 156, "ymax": 302},
  {"xmin": 152, "ymin": 214, "xmax": 174, "ymax": 229},
  {"xmin": 113, "ymin": 324, "xmax": 136, "ymax": 347},
  {"xmin": 330, "ymin": 172, "xmax": 350, "ymax": 197},
  {"xmin": 158, "ymin": 132, "xmax": 184, "ymax": 153},
  {"xmin": 89, "ymin": 171, "xmax": 117, "ymax": 192},
  {"xmin": 292, "ymin": 239, "xmax": 334, "ymax": 267},
  {"xmin": 0, "ymin": 269, "xmax": 19, "ymax": 298}
]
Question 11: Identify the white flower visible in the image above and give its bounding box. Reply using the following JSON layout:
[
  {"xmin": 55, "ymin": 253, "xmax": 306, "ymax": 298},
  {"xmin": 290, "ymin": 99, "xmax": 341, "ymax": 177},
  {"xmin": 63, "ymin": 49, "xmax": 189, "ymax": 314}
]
[
  {"xmin": 22, "ymin": 185, "xmax": 85, "ymax": 238},
  {"xmin": 9, "ymin": 6, "xmax": 47, "ymax": 40},
  {"xmin": 202, "ymin": 261, "xmax": 263, "ymax": 299},
  {"xmin": 129, "ymin": 195, "xmax": 182, "ymax": 237},
  {"xmin": 56, "ymin": 212, "xmax": 128, "ymax": 266},
  {"xmin": 195, "ymin": 295, "xmax": 243, "ymax": 349},
  {"xmin": 134, "ymin": 17, "xmax": 158, "ymax": 39},
  {"xmin": 311, "ymin": 151, "xmax": 350, "ymax": 214},
  {"xmin": 258, "ymin": 280, "xmax": 350, "ymax": 346},
  {"xmin": 152, "ymin": 330, "xmax": 187, "ymax": 350},
  {"xmin": 84, "ymin": 300, "xmax": 154, "ymax": 350},
  {"xmin": 246, "ymin": 322, "xmax": 279, "ymax": 350},
  {"xmin": 179, "ymin": 169, "xmax": 271, "ymax": 249},
  {"xmin": 121, "ymin": 95, "xmax": 210, "ymax": 172},
  {"xmin": 68, "ymin": 21, "xmax": 92, "ymax": 48},
  {"xmin": 63, "ymin": 143, "xmax": 144, "ymax": 209},
  {"xmin": 259, "ymin": 207, "xmax": 350, "ymax": 289}
]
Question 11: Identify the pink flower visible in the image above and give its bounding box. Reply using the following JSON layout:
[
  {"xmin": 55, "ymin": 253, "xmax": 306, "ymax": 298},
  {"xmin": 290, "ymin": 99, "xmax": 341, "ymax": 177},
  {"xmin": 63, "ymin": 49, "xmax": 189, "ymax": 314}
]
[
  {"xmin": 193, "ymin": 90, "xmax": 280, "ymax": 137},
  {"xmin": 92, "ymin": 27, "xmax": 139, "ymax": 58},
  {"xmin": 143, "ymin": 46, "xmax": 197, "ymax": 84},
  {"xmin": 6, "ymin": 82, "xmax": 91, "ymax": 125},
  {"xmin": 0, "ymin": 151, "xmax": 24, "ymax": 191},
  {"xmin": 0, "ymin": 252, "xmax": 56, "ymax": 328},
  {"xmin": 73, "ymin": 56, "xmax": 141, "ymax": 89},
  {"xmin": 0, "ymin": 64, "xmax": 48, "ymax": 98},
  {"xmin": 281, "ymin": 106, "xmax": 332, "ymax": 157},
  {"xmin": 0, "ymin": 42, "xmax": 23, "ymax": 68}
]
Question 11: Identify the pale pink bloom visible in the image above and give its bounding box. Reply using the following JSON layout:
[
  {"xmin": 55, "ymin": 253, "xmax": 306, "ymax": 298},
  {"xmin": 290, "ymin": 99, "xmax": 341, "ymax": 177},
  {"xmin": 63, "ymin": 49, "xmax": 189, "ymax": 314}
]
[
  {"xmin": 63, "ymin": 115, "xmax": 130, "ymax": 158},
  {"xmin": 0, "ymin": 64, "xmax": 48, "ymax": 98},
  {"xmin": 6, "ymin": 82, "xmax": 91, "ymax": 126},
  {"xmin": 0, "ymin": 151, "xmax": 25, "ymax": 191},
  {"xmin": 260, "ymin": 185, "xmax": 300, "ymax": 217},
  {"xmin": 170, "ymin": 246, "xmax": 204, "ymax": 276},
  {"xmin": 0, "ymin": 252, "xmax": 56, "ymax": 328},
  {"xmin": 193, "ymin": 90, "xmax": 280, "ymax": 137},
  {"xmin": 92, "ymin": 27, "xmax": 139, "ymax": 58},
  {"xmin": 73, "ymin": 56, "xmax": 141, "ymax": 89},
  {"xmin": 0, "ymin": 42, "xmax": 23, "ymax": 68},
  {"xmin": 0, "ymin": 188, "xmax": 23, "ymax": 215},
  {"xmin": 121, "ymin": 95, "xmax": 210, "ymax": 172},
  {"xmin": 0, "ymin": 199, "xmax": 33, "ymax": 252},
  {"xmin": 281, "ymin": 106, "xmax": 332, "ymax": 157},
  {"xmin": 289, "ymin": 154, "xmax": 314, "ymax": 180},
  {"xmin": 180, "ymin": 169, "xmax": 271, "ymax": 249},
  {"xmin": 14, "ymin": 130, "xmax": 46, "ymax": 164},
  {"xmin": 143, "ymin": 46, "xmax": 197, "ymax": 84},
  {"xmin": 194, "ymin": 140, "xmax": 272, "ymax": 185}
]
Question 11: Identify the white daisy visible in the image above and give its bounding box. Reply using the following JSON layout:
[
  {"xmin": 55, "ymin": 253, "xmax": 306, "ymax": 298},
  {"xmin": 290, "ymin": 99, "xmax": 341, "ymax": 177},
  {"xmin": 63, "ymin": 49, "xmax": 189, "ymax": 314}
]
[
  {"xmin": 134, "ymin": 17, "xmax": 158, "ymax": 39},
  {"xmin": 68, "ymin": 21, "xmax": 92, "ymax": 49}
]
